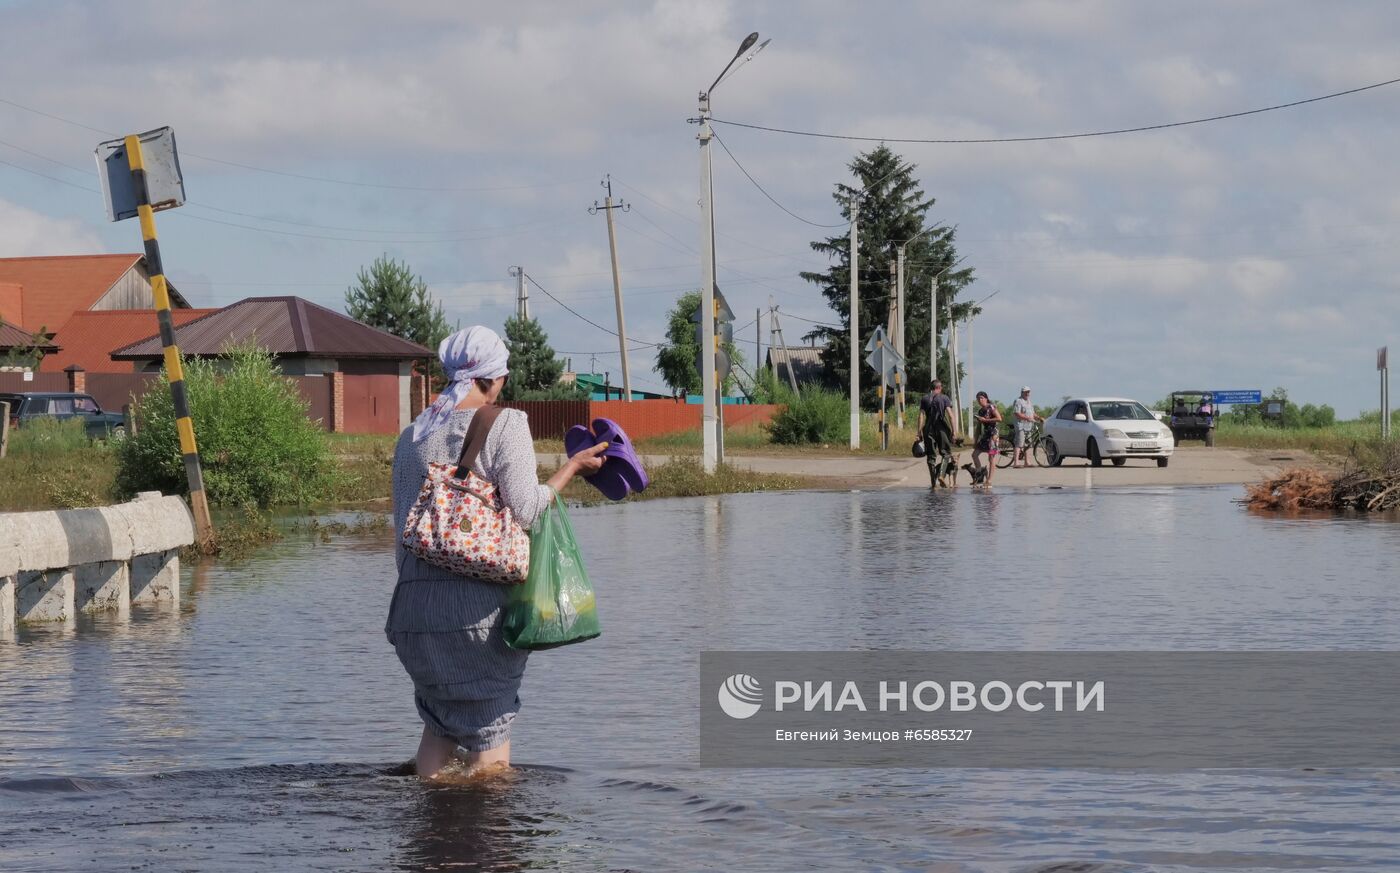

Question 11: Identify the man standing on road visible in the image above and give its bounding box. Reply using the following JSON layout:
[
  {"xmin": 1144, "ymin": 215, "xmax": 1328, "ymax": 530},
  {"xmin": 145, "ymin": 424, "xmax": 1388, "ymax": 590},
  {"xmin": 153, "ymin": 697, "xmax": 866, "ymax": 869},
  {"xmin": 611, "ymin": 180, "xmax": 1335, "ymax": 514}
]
[
  {"xmin": 1011, "ymin": 386, "xmax": 1044, "ymax": 468},
  {"xmin": 918, "ymin": 380, "xmax": 957, "ymax": 488}
]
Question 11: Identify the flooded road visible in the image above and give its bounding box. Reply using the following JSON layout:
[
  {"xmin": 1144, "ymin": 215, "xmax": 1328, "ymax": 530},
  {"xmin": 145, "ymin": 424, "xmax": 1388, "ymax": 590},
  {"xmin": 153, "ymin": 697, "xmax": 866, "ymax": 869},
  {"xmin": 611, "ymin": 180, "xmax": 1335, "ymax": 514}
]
[{"xmin": 3, "ymin": 486, "xmax": 1399, "ymax": 871}]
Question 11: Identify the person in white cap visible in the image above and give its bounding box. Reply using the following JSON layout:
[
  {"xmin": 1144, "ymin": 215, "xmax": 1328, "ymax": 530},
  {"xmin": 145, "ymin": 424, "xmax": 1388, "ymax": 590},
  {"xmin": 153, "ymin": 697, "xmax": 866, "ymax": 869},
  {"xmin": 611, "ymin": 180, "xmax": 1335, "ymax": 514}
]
[
  {"xmin": 387, "ymin": 325, "xmax": 608, "ymax": 781},
  {"xmin": 1010, "ymin": 385, "xmax": 1043, "ymax": 468}
]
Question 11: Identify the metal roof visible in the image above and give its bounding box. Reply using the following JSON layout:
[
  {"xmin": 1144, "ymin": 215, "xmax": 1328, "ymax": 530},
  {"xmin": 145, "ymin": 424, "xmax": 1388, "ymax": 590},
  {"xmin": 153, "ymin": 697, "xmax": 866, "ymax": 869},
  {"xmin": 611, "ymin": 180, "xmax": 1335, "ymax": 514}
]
[
  {"xmin": 41, "ymin": 309, "xmax": 218, "ymax": 373},
  {"xmin": 111, "ymin": 296, "xmax": 433, "ymax": 361},
  {"xmin": 0, "ymin": 320, "xmax": 58, "ymax": 351},
  {"xmin": 766, "ymin": 345, "xmax": 826, "ymax": 385},
  {"xmin": 0, "ymin": 254, "xmax": 189, "ymax": 333}
]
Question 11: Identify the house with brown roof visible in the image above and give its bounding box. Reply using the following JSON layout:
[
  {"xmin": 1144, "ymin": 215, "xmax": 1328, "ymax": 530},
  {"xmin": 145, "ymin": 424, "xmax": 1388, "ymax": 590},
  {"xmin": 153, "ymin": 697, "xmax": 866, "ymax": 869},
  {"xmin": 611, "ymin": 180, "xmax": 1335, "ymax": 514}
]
[
  {"xmin": 0, "ymin": 254, "xmax": 190, "ymax": 338},
  {"xmin": 113, "ymin": 296, "xmax": 432, "ymax": 433},
  {"xmin": 0, "ymin": 320, "xmax": 58, "ymax": 362}
]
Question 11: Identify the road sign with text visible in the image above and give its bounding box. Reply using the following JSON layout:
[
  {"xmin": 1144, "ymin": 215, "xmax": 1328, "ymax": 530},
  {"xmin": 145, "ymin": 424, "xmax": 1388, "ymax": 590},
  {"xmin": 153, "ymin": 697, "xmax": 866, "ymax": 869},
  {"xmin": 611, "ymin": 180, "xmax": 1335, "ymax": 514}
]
[{"xmin": 1211, "ymin": 390, "xmax": 1262, "ymax": 405}]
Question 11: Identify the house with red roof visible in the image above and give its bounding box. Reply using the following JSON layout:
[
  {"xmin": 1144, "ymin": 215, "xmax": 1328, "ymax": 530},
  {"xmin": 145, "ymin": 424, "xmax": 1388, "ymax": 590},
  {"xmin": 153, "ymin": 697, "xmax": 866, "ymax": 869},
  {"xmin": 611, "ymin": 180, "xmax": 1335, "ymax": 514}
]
[{"xmin": 0, "ymin": 253, "xmax": 190, "ymax": 338}]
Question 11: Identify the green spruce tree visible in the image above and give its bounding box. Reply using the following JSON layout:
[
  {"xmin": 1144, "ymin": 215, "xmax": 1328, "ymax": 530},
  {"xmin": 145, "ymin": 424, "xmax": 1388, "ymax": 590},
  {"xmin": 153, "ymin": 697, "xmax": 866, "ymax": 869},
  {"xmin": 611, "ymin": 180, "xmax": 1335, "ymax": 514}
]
[
  {"xmin": 800, "ymin": 145, "xmax": 976, "ymax": 405},
  {"xmin": 344, "ymin": 256, "xmax": 451, "ymax": 377},
  {"xmin": 500, "ymin": 315, "xmax": 569, "ymax": 400}
]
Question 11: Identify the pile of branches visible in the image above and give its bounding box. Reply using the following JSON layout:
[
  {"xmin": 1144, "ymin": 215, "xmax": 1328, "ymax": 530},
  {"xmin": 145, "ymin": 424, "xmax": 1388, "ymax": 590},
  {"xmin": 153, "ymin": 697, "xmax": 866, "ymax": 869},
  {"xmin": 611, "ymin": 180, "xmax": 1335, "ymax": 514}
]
[{"xmin": 1245, "ymin": 443, "xmax": 1400, "ymax": 512}]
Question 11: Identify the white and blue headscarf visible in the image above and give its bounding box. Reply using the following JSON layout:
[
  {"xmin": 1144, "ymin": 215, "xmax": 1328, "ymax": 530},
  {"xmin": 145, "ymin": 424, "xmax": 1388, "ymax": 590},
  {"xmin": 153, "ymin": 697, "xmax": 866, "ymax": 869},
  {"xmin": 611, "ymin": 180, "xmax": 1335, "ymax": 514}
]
[{"xmin": 411, "ymin": 326, "xmax": 510, "ymax": 441}]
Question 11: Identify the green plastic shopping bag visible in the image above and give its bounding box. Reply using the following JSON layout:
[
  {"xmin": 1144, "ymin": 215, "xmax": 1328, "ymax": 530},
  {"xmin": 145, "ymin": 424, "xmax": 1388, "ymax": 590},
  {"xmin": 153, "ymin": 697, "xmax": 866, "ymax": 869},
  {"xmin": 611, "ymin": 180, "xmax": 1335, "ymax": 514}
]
[{"xmin": 503, "ymin": 489, "xmax": 601, "ymax": 650}]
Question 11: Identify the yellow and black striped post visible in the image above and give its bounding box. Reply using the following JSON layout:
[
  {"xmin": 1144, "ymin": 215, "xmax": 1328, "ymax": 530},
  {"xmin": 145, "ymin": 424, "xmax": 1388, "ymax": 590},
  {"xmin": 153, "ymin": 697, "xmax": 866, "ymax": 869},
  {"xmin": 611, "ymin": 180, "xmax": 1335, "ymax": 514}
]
[{"xmin": 125, "ymin": 133, "xmax": 214, "ymax": 546}]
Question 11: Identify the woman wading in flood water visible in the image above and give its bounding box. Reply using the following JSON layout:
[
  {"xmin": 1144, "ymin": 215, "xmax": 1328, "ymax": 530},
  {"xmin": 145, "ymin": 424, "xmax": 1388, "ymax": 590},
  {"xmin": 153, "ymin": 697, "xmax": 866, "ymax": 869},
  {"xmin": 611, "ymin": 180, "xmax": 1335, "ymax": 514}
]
[{"xmin": 386, "ymin": 326, "xmax": 607, "ymax": 781}]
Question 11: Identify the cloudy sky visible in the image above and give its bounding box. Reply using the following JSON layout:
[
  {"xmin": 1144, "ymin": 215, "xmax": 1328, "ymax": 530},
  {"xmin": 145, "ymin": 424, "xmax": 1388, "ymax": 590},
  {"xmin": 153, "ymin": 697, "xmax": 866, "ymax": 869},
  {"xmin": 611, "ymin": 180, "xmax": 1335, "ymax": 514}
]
[{"xmin": 2, "ymin": 0, "xmax": 1397, "ymax": 414}]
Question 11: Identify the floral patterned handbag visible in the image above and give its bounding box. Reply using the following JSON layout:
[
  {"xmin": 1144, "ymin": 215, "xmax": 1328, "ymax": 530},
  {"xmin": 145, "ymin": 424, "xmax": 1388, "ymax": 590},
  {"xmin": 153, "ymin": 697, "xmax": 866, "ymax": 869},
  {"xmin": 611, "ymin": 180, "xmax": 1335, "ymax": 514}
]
[{"xmin": 400, "ymin": 405, "xmax": 531, "ymax": 584}]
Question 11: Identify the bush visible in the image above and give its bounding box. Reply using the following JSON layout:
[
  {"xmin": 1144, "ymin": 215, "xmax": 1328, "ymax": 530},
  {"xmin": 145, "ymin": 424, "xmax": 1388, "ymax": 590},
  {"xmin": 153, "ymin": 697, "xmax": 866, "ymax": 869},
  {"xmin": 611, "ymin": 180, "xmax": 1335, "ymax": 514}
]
[
  {"xmin": 767, "ymin": 386, "xmax": 849, "ymax": 444},
  {"xmin": 117, "ymin": 343, "xmax": 336, "ymax": 506}
]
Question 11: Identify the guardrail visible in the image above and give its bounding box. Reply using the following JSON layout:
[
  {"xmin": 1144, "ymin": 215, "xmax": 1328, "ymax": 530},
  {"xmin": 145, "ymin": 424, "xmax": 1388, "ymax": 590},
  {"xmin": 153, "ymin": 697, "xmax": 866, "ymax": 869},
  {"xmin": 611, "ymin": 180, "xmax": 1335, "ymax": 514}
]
[{"xmin": 0, "ymin": 492, "xmax": 193, "ymax": 636}]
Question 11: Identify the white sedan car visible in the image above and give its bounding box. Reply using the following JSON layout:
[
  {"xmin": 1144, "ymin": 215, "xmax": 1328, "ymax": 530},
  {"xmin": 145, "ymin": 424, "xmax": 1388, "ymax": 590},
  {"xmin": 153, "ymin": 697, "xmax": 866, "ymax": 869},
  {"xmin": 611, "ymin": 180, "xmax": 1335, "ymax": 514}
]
[{"xmin": 1043, "ymin": 397, "xmax": 1175, "ymax": 468}]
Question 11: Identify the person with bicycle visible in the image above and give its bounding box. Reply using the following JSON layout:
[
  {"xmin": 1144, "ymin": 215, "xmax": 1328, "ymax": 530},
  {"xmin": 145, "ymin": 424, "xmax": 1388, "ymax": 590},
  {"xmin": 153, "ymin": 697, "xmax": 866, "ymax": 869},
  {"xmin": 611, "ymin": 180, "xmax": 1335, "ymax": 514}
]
[{"xmin": 1011, "ymin": 386, "xmax": 1044, "ymax": 468}]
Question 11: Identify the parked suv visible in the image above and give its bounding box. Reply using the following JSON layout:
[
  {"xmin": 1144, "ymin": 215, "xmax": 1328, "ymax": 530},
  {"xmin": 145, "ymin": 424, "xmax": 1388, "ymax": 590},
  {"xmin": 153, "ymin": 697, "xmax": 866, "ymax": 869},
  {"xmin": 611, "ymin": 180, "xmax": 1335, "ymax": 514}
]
[{"xmin": 0, "ymin": 392, "xmax": 126, "ymax": 439}]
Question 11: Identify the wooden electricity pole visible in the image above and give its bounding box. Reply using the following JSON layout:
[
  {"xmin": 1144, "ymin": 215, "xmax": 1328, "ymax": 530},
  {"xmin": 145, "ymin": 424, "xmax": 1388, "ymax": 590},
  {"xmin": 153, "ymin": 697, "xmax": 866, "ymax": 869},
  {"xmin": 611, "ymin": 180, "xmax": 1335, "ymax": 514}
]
[{"xmin": 591, "ymin": 175, "xmax": 632, "ymax": 401}]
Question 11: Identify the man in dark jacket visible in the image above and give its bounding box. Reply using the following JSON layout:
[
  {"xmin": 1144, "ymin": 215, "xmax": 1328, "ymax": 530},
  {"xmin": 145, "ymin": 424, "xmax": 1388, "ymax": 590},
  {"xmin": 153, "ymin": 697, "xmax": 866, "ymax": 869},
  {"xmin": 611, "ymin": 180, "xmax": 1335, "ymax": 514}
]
[{"xmin": 918, "ymin": 381, "xmax": 957, "ymax": 488}]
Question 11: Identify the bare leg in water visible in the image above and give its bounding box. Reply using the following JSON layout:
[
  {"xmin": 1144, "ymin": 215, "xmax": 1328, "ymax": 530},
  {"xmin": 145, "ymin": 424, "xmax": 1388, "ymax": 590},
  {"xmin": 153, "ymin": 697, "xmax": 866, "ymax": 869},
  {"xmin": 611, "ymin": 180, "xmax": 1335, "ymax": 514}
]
[{"xmin": 416, "ymin": 726, "xmax": 511, "ymax": 781}]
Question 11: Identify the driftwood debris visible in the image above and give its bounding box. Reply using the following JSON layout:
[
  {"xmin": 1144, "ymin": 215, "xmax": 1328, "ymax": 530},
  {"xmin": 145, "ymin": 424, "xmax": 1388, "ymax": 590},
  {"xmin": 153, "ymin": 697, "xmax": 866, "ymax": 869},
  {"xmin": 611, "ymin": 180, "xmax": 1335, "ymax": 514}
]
[{"xmin": 1245, "ymin": 445, "xmax": 1400, "ymax": 513}]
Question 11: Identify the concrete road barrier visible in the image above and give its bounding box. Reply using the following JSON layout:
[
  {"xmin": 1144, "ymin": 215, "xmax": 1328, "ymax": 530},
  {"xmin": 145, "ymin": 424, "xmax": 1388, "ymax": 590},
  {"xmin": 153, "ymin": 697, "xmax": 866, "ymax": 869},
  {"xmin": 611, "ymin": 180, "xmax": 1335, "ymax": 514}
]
[{"xmin": 0, "ymin": 492, "xmax": 193, "ymax": 633}]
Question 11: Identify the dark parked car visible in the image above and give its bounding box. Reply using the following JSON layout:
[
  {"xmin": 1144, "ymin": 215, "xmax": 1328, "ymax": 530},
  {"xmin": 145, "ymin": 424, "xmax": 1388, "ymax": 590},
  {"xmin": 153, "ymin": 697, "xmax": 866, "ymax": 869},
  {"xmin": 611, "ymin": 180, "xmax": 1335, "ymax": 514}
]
[{"xmin": 0, "ymin": 392, "xmax": 126, "ymax": 439}]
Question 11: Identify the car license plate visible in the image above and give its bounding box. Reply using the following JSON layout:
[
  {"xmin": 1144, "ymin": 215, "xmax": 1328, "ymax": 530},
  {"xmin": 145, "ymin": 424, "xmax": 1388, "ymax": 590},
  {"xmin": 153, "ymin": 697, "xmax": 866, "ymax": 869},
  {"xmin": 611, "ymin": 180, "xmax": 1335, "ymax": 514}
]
[{"xmin": 1131, "ymin": 441, "xmax": 1155, "ymax": 449}]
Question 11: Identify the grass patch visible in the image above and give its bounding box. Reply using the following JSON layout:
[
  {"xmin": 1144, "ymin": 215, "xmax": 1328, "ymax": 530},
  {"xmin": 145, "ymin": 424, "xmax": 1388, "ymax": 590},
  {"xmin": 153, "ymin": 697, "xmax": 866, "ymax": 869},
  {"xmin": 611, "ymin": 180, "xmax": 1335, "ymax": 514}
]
[
  {"xmin": 325, "ymin": 432, "xmax": 396, "ymax": 503},
  {"xmin": 1214, "ymin": 418, "xmax": 1385, "ymax": 456},
  {"xmin": 290, "ymin": 513, "xmax": 392, "ymax": 542},
  {"xmin": 182, "ymin": 505, "xmax": 282, "ymax": 562},
  {"xmin": 0, "ymin": 419, "xmax": 118, "ymax": 511},
  {"xmin": 550, "ymin": 456, "xmax": 810, "ymax": 505}
]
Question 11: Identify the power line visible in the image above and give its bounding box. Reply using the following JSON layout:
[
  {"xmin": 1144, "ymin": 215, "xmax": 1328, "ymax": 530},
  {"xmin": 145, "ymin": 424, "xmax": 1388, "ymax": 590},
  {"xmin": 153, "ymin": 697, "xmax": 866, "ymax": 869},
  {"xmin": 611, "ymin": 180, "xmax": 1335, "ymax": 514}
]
[
  {"xmin": 709, "ymin": 74, "xmax": 1400, "ymax": 144},
  {"xmin": 0, "ymin": 148, "xmax": 581, "ymax": 243},
  {"xmin": 522, "ymin": 272, "xmax": 660, "ymax": 347},
  {"xmin": 779, "ymin": 310, "xmax": 841, "ymax": 328},
  {"xmin": 0, "ymin": 135, "xmax": 581, "ymax": 236},
  {"xmin": 0, "ymin": 94, "xmax": 585, "ymax": 192},
  {"xmin": 710, "ymin": 131, "xmax": 845, "ymax": 227}
]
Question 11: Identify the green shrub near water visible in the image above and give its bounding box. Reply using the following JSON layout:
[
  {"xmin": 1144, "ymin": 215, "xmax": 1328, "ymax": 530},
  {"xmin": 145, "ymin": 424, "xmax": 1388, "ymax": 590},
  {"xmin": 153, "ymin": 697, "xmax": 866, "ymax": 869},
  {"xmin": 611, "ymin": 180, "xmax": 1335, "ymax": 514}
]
[
  {"xmin": 117, "ymin": 344, "xmax": 336, "ymax": 506},
  {"xmin": 767, "ymin": 386, "xmax": 849, "ymax": 444}
]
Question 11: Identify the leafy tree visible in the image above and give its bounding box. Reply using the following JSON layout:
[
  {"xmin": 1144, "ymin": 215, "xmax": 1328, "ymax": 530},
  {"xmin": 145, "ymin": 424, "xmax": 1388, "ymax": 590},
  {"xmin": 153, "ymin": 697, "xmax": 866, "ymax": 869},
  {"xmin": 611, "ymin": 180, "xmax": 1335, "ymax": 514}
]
[
  {"xmin": 1224, "ymin": 387, "xmax": 1337, "ymax": 429},
  {"xmin": 800, "ymin": 145, "xmax": 975, "ymax": 407},
  {"xmin": 653, "ymin": 290, "xmax": 743, "ymax": 397},
  {"xmin": 344, "ymin": 255, "xmax": 451, "ymax": 377},
  {"xmin": 500, "ymin": 315, "xmax": 565, "ymax": 400}
]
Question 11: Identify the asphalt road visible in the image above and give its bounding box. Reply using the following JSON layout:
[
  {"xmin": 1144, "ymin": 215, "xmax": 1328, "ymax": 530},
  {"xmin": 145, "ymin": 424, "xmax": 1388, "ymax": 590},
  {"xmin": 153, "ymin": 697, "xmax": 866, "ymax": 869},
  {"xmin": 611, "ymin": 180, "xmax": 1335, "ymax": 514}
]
[{"xmin": 537, "ymin": 446, "xmax": 1308, "ymax": 492}]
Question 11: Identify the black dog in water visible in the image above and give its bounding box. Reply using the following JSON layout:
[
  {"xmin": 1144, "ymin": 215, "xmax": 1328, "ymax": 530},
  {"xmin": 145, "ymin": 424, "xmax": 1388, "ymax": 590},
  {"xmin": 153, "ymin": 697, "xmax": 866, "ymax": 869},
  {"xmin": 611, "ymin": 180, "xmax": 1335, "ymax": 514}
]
[{"xmin": 961, "ymin": 462, "xmax": 988, "ymax": 485}]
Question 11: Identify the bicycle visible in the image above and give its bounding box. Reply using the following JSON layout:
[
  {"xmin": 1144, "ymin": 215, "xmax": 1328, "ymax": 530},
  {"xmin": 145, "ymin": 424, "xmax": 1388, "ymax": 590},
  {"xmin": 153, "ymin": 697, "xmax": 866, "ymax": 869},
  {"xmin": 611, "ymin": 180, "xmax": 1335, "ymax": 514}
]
[{"xmin": 997, "ymin": 422, "xmax": 1048, "ymax": 468}]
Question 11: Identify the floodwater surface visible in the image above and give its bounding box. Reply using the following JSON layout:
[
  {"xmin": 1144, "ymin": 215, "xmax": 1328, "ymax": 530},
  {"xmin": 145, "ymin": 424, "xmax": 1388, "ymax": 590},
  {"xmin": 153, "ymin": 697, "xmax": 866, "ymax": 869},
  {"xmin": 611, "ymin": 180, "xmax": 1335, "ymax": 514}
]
[{"xmin": 2, "ymin": 486, "xmax": 1399, "ymax": 871}]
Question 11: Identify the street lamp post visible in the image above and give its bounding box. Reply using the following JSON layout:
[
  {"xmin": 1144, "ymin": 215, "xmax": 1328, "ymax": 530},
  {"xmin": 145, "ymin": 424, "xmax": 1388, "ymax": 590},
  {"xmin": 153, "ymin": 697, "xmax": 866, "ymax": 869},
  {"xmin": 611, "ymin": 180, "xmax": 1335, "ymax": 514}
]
[
  {"xmin": 963, "ymin": 288, "xmax": 999, "ymax": 443},
  {"xmin": 848, "ymin": 196, "xmax": 861, "ymax": 449},
  {"xmin": 697, "ymin": 31, "xmax": 763, "ymax": 473},
  {"xmin": 894, "ymin": 223, "xmax": 943, "ymax": 428},
  {"xmin": 929, "ymin": 253, "xmax": 966, "ymax": 387}
]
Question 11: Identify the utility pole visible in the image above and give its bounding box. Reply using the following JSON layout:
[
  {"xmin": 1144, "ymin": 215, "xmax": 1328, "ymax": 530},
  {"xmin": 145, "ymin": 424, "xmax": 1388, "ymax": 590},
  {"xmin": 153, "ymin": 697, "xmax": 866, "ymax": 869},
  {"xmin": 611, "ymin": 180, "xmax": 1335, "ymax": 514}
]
[
  {"xmin": 949, "ymin": 319, "xmax": 961, "ymax": 438},
  {"xmin": 771, "ymin": 304, "xmax": 800, "ymax": 394},
  {"xmin": 930, "ymin": 275, "xmax": 939, "ymax": 387},
  {"xmin": 698, "ymin": 93, "xmax": 719, "ymax": 471},
  {"xmin": 1381, "ymin": 346, "xmax": 1391, "ymax": 440},
  {"xmin": 848, "ymin": 197, "xmax": 861, "ymax": 449},
  {"xmin": 508, "ymin": 266, "xmax": 528, "ymax": 320},
  {"xmin": 894, "ymin": 249, "xmax": 905, "ymax": 428},
  {"xmin": 591, "ymin": 175, "xmax": 632, "ymax": 402},
  {"xmin": 695, "ymin": 32, "xmax": 763, "ymax": 470},
  {"xmin": 756, "ymin": 307, "xmax": 762, "ymax": 383}
]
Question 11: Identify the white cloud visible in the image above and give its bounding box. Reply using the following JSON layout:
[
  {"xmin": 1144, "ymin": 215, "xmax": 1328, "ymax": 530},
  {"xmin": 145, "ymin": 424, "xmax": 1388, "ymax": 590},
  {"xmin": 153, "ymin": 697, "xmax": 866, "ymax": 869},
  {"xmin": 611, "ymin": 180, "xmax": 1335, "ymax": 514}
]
[
  {"xmin": 1227, "ymin": 257, "xmax": 1291, "ymax": 300},
  {"xmin": 0, "ymin": 198, "xmax": 103, "ymax": 258}
]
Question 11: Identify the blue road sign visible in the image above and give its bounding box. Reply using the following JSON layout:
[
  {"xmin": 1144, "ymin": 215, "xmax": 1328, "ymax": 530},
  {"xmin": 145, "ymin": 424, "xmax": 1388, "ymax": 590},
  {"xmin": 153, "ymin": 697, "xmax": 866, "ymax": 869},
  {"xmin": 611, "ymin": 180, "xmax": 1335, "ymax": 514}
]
[{"xmin": 1212, "ymin": 390, "xmax": 1262, "ymax": 405}]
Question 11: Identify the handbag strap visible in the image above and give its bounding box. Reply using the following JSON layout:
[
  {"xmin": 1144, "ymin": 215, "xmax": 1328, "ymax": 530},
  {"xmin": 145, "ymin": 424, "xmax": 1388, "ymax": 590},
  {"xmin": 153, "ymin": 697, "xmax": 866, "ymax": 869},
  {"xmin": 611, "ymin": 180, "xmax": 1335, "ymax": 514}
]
[{"xmin": 453, "ymin": 404, "xmax": 505, "ymax": 479}]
